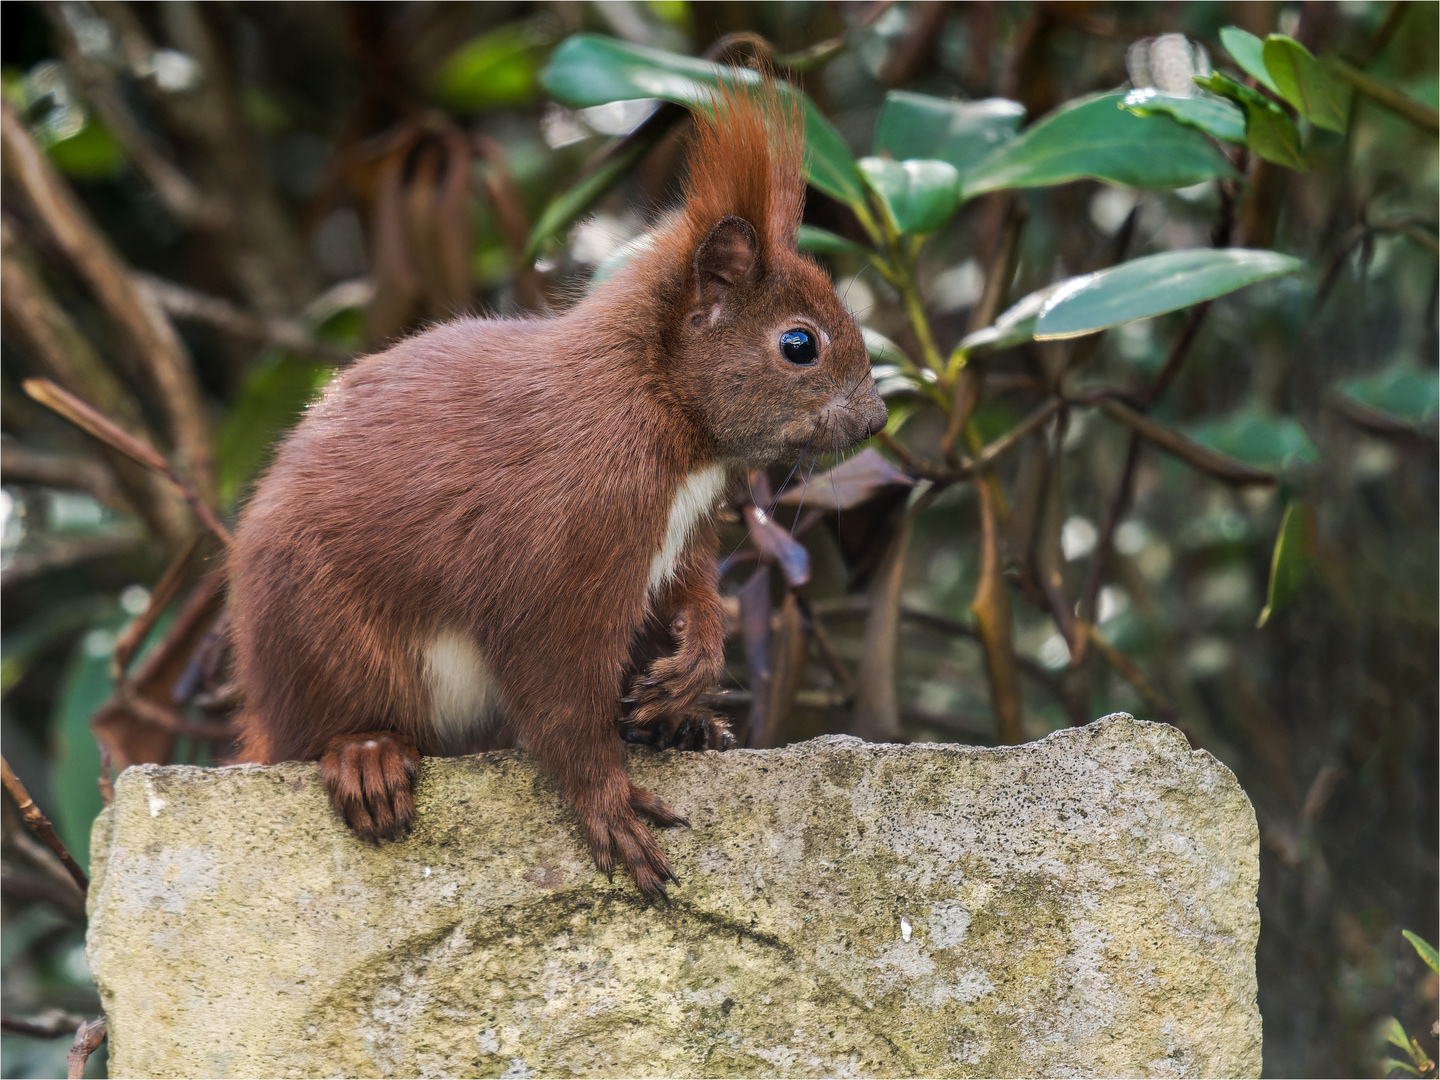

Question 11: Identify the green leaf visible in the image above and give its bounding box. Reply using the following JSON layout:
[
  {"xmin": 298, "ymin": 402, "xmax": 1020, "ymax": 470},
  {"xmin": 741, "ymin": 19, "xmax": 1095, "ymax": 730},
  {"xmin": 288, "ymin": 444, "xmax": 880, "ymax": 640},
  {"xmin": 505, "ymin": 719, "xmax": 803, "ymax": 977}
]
[
  {"xmin": 872, "ymin": 92, "xmax": 1025, "ymax": 180},
  {"xmin": 46, "ymin": 118, "xmax": 124, "ymax": 179},
  {"xmin": 215, "ymin": 351, "xmax": 335, "ymax": 511},
  {"xmin": 434, "ymin": 24, "xmax": 545, "ymax": 109},
  {"xmin": 1387, "ymin": 1017, "xmax": 1416, "ymax": 1052},
  {"xmin": 797, "ymin": 223, "xmax": 875, "ymax": 260},
  {"xmin": 1381, "ymin": 1058, "xmax": 1420, "ymax": 1077},
  {"xmin": 1194, "ymin": 72, "xmax": 1306, "ymax": 169},
  {"xmin": 1033, "ymin": 248, "xmax": 1304, "ymax": 340},
  {"xmin": 1402, "ymin": 930, "xmax": 1440, "ymax": 973},
  {"xmin": 49, "ymin": 616, "xmax": 119, "ymax": 872},
  {"xmin": 1219, "ymin": 26, "xmax": 1281, "ymax": 95},
  {"xmin": 1257, "ymin": 500, "xmax": 1316, "ymax": 627},
  {"xmin": 539, "ymin": 34, "xmax": 866, "ymax": 210},
  {"xmin": 1263, "ymin": 35, "xmax": 1350, "ymax": 132},
  {"xmin": 1121, "ymin": 88, "xmax": 1247, "ymax": 144},
  {"xmin": 862, "ymin": 326, "xmax": 914, "ymax": 369},
  {"xmin": 524, "ymin": 109, "xmax": 681, "ymax": 263},
  {"xmin": 958, "ymin": 282, "xmax": 1062, "ymax": 353},
  {"xmin": 0, "ymin": 599, "xmax": 104, "ymax": 698},
  {"xmin": 961, "ymin": 92, "xmax": 1235, "ymax": 199},
  {"xmin": 857, "ymin": 157, "xmax": 961, "ymax": 235},
  {"xmin": 1185, "ymin": 408, "xmax": 1320, "ymax": 473},
  {"xmin": 1338, "ymin": 365, "xmax": 1439, "ymax": 429}
]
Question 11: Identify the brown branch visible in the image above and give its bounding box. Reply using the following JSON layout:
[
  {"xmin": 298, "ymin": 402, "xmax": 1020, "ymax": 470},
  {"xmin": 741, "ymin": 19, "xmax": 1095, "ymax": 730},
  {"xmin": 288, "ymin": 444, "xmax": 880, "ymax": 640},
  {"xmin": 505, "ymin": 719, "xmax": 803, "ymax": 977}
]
[
  {"xmin": 112, "ymin": 533, "xmax": 204, "ymax": 678},
  {"xmin": 1140, "ymin": 303, "xmax": 1213, "ymax": 409},
  {"xmin": 1, "ymin": 1011, "xmax": 89, "ymax": 1039},
  {"xmin": 0, "ymin": 757, "xmax": 87, "ymax": 893},
  {"xmin": 959, "ymin": 397, "xmax": 1064, "ymax": 476},
  {"xmin": 1079, "ymin": 621, "xmax": 1179, "ymax": 725},
  {"xmin": 1332, "ymin": 58, "xmax": 1439, "ymax": 135},
  {"xmin": 23, "ymin": 378, "xmax": 232, "ymax": 549},
  {"xmin": 971, "ymin": 478, "xmax": 1024, "ymax": 743},
  {"xmin": 1, "ymin": 101, "xmax": 216, "ymax": 501},
  {"xmin": 1081, "ymin": 431, "xmax": 1141, "ymax": 623},
  {"xmin": 850, "ymin": 493, "xmax": 928, "ymax": 742},
  {"xmin": 67, "ymin": 1017, "xmax": 106, "ymax": 1080},
  {"xmin": 135, "ymin": 274, "xmax": 347, "ymax": 362},
  {"xmin": 1, "ymin": 219, "xmax": 184, "ymax": 542},
  {"xmin": 42, "ymin": 2, "xmax": 224, "ymax": 228},
  {"xmin": 0, "ymin": 441, "xmax": 121, "ymax": 508},
  {"xmin": 1093, "ymin": 396, "xmax": 1277, "ymax": 487}
]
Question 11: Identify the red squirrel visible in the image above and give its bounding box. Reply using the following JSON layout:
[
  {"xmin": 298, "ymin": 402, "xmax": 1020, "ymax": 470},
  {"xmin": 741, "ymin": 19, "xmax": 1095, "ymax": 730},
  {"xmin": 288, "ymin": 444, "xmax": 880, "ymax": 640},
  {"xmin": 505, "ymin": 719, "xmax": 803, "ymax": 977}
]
[{"xmin": 229, "ymin": 80, "xmax": 887, "ymax": 896}]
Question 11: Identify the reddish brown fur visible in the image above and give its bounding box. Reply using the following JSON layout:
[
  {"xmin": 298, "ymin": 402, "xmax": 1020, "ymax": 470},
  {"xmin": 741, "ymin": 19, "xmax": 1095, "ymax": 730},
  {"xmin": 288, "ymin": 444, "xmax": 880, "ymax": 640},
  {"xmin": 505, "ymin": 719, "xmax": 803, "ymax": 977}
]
[{"xmin": 230, "ymin": 81, "xmax": 887, "ymax": 896}]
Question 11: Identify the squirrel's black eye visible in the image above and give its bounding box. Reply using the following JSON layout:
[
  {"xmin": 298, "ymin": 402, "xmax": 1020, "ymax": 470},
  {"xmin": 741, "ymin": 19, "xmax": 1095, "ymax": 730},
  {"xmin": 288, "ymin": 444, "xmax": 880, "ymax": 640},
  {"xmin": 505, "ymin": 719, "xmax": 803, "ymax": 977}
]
[{"xmin": 780, "ymin": 329, "xmax": 818, "ymax": 365}]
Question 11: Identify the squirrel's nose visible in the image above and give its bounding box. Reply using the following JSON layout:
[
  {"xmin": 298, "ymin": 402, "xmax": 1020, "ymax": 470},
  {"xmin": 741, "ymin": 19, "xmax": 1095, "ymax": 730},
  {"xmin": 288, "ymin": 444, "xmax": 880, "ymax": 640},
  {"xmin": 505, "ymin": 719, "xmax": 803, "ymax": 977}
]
[{"xmin": 866, "ymin": 401, "xmax": 889, "ymax": 437}]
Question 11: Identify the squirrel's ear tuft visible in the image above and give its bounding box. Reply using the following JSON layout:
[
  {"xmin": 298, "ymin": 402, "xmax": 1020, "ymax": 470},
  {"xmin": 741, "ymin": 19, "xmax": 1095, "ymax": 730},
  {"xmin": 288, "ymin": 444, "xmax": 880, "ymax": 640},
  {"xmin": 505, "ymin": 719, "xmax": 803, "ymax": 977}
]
[{"xmin": 694, "ymin": 215, "xmax": 758, "ymax": 309}]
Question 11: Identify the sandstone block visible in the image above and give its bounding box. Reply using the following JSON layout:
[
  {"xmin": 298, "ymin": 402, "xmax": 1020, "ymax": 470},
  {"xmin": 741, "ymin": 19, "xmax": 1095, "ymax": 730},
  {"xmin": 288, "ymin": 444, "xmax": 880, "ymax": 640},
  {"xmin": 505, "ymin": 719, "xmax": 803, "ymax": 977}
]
[{"xmin": 87, "ymin": 714, "xmax": 1260, "ymax": 1078}]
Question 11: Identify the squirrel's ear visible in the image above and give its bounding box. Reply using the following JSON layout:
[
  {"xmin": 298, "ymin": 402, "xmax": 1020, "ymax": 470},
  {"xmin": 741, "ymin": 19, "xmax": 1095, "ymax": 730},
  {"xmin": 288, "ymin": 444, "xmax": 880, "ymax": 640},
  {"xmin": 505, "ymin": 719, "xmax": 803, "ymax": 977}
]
[{"xmin": 693, "ymin": 215, "xmax": 758, "ymax": 310}]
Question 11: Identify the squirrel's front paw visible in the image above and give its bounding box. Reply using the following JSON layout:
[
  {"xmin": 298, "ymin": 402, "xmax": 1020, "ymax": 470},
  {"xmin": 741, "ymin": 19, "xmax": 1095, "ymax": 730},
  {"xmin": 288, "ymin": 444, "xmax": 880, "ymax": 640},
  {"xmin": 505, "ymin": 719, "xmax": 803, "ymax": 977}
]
[{"xmin": 619, "ymin": 707, "xmax": 734, "ymax": 751}]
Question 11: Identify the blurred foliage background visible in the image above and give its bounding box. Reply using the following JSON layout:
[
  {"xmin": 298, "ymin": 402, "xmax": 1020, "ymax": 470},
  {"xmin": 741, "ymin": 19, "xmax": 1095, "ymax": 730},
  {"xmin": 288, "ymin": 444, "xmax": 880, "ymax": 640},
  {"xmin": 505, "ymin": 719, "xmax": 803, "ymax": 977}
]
[{"xmin": 0, "ymin": 2, "xmax": 1436, "ymax": 1078}]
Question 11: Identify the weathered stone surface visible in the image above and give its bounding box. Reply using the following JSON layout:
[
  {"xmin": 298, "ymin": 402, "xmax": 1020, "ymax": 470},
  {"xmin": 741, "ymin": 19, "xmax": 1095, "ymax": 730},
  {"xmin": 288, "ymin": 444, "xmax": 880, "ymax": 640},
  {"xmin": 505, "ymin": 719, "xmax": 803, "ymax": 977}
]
[{"xmin": 87, "ymin": 714, "xmax": 1259, "ymax": 1078}]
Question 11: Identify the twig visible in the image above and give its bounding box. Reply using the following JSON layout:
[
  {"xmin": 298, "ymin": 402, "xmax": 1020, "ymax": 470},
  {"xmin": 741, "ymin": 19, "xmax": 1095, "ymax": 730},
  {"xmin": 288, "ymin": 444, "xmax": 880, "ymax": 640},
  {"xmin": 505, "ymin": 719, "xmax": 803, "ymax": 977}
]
[
  {"xmin": 43, "ymin": 3, "xmax": 224, "ymax": 228},
  {"xmin": 876, "ymin": 431, "xmax": 949, "ymax": 481},
  {"xmin": 1, "ymin": 1012, "xmax": 89, "ymax": 1039},
  {"xmin": 135, "ymin": 274, "xmax": 346, "ymax": 362},
  {"xmin": 960, "ymin": 398, "xmax": 1064, "ymax": 475},
  {"xmin": 67, "ymin": 1017, "xmax": 106, "ymax": 1080},
  {"xmin": 971, "ymin": 478, "xmax": 1024, "ymax": 743},
  {"xmin": 1332, "ymin": 58, "xmax": 1439, "ymax": 134},
  {"xmin": 1081, "ymin": 432, "xmax": 1142, "ymax": 623},
  {"xmin": 1, "ymin": 101, "xmax": 216, "ymax": 501},
  {"xmin": 1079, "ymin": 622, "xmax": 1179, "ymax": 724},
  {"xmin": 23, "ymin": 378, "xmax": 233, "ymax": 549},
  {"xmin": 112, "ymin": 533, "xmax": 204, "ymax": 679},
  {"xmin": 1094, "ymin": 396, "xmax": 1277, "ymax": 487},
  {"xmin": 1, "ymin": 757, "xmax": 88, "ymax": 893},
  {"xmin": 1140, "ymin": 303, "xmax": 1213, "ymax": 409}
]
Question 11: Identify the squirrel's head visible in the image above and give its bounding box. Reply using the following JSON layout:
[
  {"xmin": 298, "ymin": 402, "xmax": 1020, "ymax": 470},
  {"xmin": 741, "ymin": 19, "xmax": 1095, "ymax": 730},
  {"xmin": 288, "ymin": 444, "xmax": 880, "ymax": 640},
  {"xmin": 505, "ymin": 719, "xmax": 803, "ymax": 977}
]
[
  {"xmin": 657, "ymin": 79, "xmax": 886, "ymax": 466},
  {"xmin": 670, "ymin": 213, "xmax": 886, "ymax": 466}
]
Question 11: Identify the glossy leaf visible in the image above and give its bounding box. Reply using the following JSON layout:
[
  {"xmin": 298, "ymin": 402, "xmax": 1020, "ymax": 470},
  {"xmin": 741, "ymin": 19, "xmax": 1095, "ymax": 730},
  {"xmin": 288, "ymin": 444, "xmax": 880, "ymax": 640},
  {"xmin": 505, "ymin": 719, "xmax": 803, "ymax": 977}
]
[
  {"xmin": 776, "ymin": 447, "xmax": 915, "ymax": 510},
  {"xmin": 1403, "ymin": 930, "xmax": 1440, "ymax": 973},
  {"xmin": 958, "ymin": 282, "xmax": 1061, "ymax": 352},
  {"xmin": 1337, "ymin": 364, "xmax": 1439, "ymax": 429},
  {"xmin": 1263, "ymin": 35, "xmax": 1349, "ymax": 133},
  {"xmin": 48, "ymin": 613, "xmax": 125, "ymax": 870},
  {"xmin": 1121, "ymin": 88, "xmax": 1247, "ymax": 144},
  {"xmin": 1218, "ymin": 26, "xmax": 1281, "ymax": 95},
  {"xmin": 961, "ymin": 92, "xmax": 1235, "ymax": 198},
  {"xmin": 539, "ymin": 34, "xmax": 866, "ymax": 210},
  {"xmin": 434, "ymin": 24, "xmax": 544, "ymax": 109},
  {"xmin": 798, "ymin": 223, "xmax": 874, "ymax": 260},
  {"xmin": 1257, "ymin": 500, "xmax": 1316, "ymax": 627},
  {"xmin": 215, "ymin": 351, "xmax": 334, "ymax": 510},
  {"xmin": 1184, "ymin": 408, "xmax": 1320, "ymax": 473},
  {"xmin": 872, "ymin": 92, "xmax": 1025, "ymax": 178},
  {"xmin": 1405, "ymin": 933, "xmax": 1440, "ymax": 973},
  {"xmin": 1194, "ymin": 72, "xmax": 1305, "ymax": 169},
  {"xmin": 1034, "ymin": 248, "xmax": 1304, "ymax": 340},
  {"xmin": 858, "ymin": 156, "xmax": 961, "ymax": 235}
]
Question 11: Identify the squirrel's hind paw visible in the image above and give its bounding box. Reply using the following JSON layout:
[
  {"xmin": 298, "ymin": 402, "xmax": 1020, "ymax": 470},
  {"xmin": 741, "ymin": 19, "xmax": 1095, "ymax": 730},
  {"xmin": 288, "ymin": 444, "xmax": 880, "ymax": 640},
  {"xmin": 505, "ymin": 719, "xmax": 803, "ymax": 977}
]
[{"xmin": 318, "ymin": 730, "xmax": 420, "ymax": 840}]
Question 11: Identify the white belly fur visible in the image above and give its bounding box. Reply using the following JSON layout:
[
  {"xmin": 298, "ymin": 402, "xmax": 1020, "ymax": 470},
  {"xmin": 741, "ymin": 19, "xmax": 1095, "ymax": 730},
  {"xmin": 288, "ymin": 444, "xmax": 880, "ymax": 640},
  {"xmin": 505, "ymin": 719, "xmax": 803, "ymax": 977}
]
[
  {"xmin": 424, "ymin": 630, "xmax": 501, "ymax": 747},
  {"xmin": 647, "ymin": 463, "xmax": 727, "ymax": 595}
]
